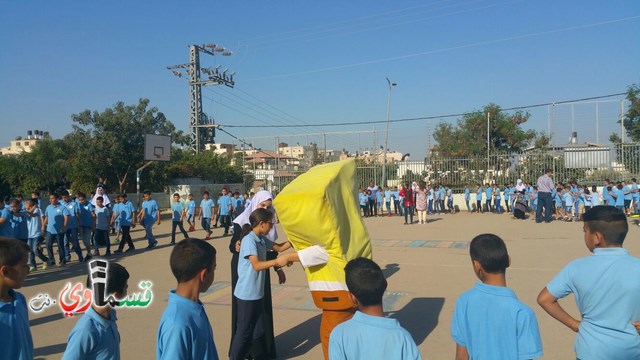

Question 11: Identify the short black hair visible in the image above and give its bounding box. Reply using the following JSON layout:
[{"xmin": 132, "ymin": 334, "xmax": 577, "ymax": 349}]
[
  {"xmin": 0, "ymin": 237, "xmax": 29, "ymax": 267},
  {"xmin": 344, "ymin": 258, "xmax": 387, "ymax": 307},
  {"xmin": 583, "ymin": 206, "xmax": 628, "ymax": 246},
  {"xmin": 96, "ymin": 196, "xmax": 104, "ymax": 202},
  {"xmin": 170, "ymin": 239, "xmax": 217, "ymax": 283},
  {"xmin": 77, "ymin": 192, "xmax": 86, "ymax": 199},
  {"xmin": 203, "ymin": 191, "xmax": 209, "ymax": 196},
  {"xmin": 249, "ymin": 208, "xmax": 274, "ymax": 228},
  {"xmin": 469, "ymin": 234, "xmax": 509, "ymax": 274},
  {"xmin": 86, "ymin": 262, "xmax": 130, "ymax": 295},
  {"xmin": 143, "ymin": 190, "xmax": 151, "ymax": 196}
]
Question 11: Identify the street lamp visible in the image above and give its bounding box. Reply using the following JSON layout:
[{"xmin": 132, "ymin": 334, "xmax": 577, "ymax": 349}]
[{"xmin": 382, "ymin": 77, "xmax": 397, "ymax": 188}]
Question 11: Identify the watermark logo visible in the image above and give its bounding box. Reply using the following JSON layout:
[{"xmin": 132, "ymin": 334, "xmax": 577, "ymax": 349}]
[{"xmin": 28, "ymin": 259, "xmax": 154, "ymax": 316}]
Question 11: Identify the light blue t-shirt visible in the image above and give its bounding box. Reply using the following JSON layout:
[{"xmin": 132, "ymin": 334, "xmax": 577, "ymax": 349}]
[
  {"xmin": 485, "ymin": 187, "xmax": 492, "ymax": 200},
  {"xmin": 359, "ymin": 193, "xmax": 367, "ymax": 206},
  {"xmin": 44, "ymin": 203, "xmax": 70, "ymax": 235},
  {"xmin": 464, "ymin": 188, "xmax": 470, "ymax": 201},
  {"xmin": 113, "ymin": 201, "xmax": 135, "ymax": 226},
  {"xmin": 217, "ymin": 195, "xmax": 232, "ymax": 216},
  {"xmin": 200, "ymin": 198, "xmax": 215, "ymax": 219},
  {"xmin": 591, "ymin": 192, "xmax": 600, "ymax": 206},
  {"xmin": 612, "ymin": 188, "xmax": 625, "ymax": 206},
  {"xmin": 632, "ymin": 183, "xmax": 639, "ymax": 200},
  {"xmin": 78, "ymin": 202, "xmax": 95, "ymax": 228},
  {"xmin": 187, "ymin": 200, "xmax": 196, "ymax": 215},
  {"xmin": 0, "ymin": 290, "xmax": 33, "ymax": 360},
  {"xmin": 142, "ymin": 199, "xmax": 159, "ymax": 224},
  {"xmin": 94, "ymin": 206, "xmax": 111, "ymax": 231},
  {"xmin": 329, "ymin": 311, "xmax": 421, "ymax": 360},
  {"xmin": 10, "ymin": 211, "xmax": 28, "ymax": 239},
  {"xmin": 451, "ymin": 282, "xmax": 543, "ymax": 360},
  {"xmin": 602, "ymin": 186, "xmax": 610, "ymax": 203},
  {"xmin": 234, "ymin": 231, "xmax": 274, "ymax": 301},
  {"xmin": 428, "ymin": 189, "xmax": 434, "ymax": 201},
  {"xmin": 63, "ymin": 200, "xmax": 80, "ymax": 229},
  {"xmin": 171, "ymin": 201, "xmax": 186, "ymax": 221},
  {"xmin": 376, "ymin": 192, "xmax": 383, "ymax": 203},
  {"xmin": 62, "ymin": 307, "xmax": 120, "ymax": 360},
  {"xmin": 546, "ymin": 248, "xmax": 640, "ymax": 359},
  {"xmin": 623, "ymin": 185, "xmax": 632, "ymax": 200},
  {"xmin": 26, "ymin": 208, "xmax": 42, "ymax": 239},
  {"xmin": 0, "ymin": 207, "xmax": 12, "ymax": 237},
  {"xmin": 494, "ymin": 188, "xmax": 501, "ymax": 200},
  {"xmin": 563, "ymin": 192, "xmax": 574, "ymax": 207},
  {"xmin": 476, "ymin": 188, "xmax": 482, "ymax": 201},
  {"xmin": 555, "ymin": 193, "xmax": 563, "ymax": 207},
  {"xmin": 367, "ymin": 186, "xmax": 379, "ymax": 200},
  {"xmin": 384, "ymin": 190, "xmax": 392, "ymax": 202},
  {"xmin": 439, "ymin": 187, "xmax": 446, "ymax": 200},
  {"xmin": 157, "ymin": 291, "xmax": 218, "ymax": 360}
]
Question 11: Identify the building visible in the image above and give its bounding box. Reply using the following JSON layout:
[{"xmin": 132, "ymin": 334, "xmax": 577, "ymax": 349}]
[
  {"xmin": 0, "ymin": 130, "xmax": 47, "ymax": 155},
  {"xmin": 204, "ymin": 143, "xmax": 236, "ymax": 156}
]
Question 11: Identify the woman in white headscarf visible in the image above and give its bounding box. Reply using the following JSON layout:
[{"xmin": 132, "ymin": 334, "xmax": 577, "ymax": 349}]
[
  {"xmin": 91, "ymin": 185, "xmax": 110, "ymax": 207},
  {"xmin": 228, "ymin": 190, "xmax": 281, "ymax": 359}
]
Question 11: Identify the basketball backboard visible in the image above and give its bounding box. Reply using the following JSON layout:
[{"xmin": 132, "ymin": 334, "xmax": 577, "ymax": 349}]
[{"xmin": 144, "ymin": 134, "xmax": 171, "ymax": 162}]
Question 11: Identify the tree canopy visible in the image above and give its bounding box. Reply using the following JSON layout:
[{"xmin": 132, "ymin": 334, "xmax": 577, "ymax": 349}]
[
  {"xmin": 432, "ymin": 103, "xmax": 545, "ymax": 158},
  {"xmin": 610, "ymin": 84, "xmax": 640, "ymax": 144},
  {"xmin": 0, "ymin": 99, "xmax": 243, "ymax": 196}
]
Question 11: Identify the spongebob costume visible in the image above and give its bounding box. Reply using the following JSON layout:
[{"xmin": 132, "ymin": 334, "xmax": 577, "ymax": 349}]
[{"xmin": 273, "ymin": 158, "xmax": 372, "ymax": 359}]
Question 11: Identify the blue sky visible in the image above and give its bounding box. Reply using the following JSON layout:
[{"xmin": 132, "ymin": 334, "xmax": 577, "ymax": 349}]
[{"xmin": 1, "ymin": 1, "xmax": 639, "ymax": 159}]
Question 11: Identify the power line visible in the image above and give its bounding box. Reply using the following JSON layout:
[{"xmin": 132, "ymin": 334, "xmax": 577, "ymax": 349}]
[
  {"xmin": 244, "ymin": 15, "xmax": 640, "ymax": 82},
  {"xmin": 217, "ymin": 92, "xmax": 627, "ymax": 128}
]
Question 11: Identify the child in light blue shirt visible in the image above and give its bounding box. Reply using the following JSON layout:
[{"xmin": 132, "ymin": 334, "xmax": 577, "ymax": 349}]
[
  {"xmin": 452, "ymin": 234, "xmax": 542, "ymax": 360},
  {"xmin": 0, "ymin": 238, "xmax": 33, "ymax": 360},
  {"xmin": 538, "ymin": 206, "xmax": 640, "ymax": 360},
  {"xmin": 63, "ymin": 263, "xmax": 129, "ymax": 360},
  {"xmin": 230, "ymin": 209, "xmax": 292, "ymax": 360},
  {"xmin": 330, "ymin": 258, "xmax": 420, "ymax": 360},
  {"xmin": 158, "ymin": 239, "xmax": 219, "ymax": 360}
]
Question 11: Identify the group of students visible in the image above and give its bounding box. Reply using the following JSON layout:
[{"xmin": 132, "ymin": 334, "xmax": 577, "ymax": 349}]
[
  {"xmin": 0, "ymin": 201, "xmax": 640, "ymax": 359},
  {"xmin": 0, "ymin": 187, "xmax": 145, "ymax": 271},
  {"xmin": 3, "ymin": 204, "xmax": 640, "ymax": 359},
  {"xmin": 461, "ymin": 177, "xmax": 640, "ymax": 222},
  {"xmin": 185, "ymin": 188, "xmax": 252, "ymax": 240},
  {"xmin": 359, "ymin": 180, "xmax": 456, "ymax": 224}
]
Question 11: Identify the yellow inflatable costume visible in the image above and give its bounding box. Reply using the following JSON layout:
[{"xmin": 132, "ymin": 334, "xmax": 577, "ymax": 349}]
[{"xmin": 274, "ymin": 158, "xmax": 372, "ymax": 359}]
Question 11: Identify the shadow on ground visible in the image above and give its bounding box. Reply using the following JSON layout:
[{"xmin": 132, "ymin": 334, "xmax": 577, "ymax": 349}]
[
  {"xmin": 382, "ymin": 263, "xmax": 400, "ymax": 279},
  {"xmin": 275, "ymin": 314, "xmax": 322, "ymax": 359},
  {"xmin": 387, "ymin": 297, "xmax": 445, "ymax": 345},
  {"xmin": 34, "ymin": 343, "xmax": 67, "ymax": 358}
]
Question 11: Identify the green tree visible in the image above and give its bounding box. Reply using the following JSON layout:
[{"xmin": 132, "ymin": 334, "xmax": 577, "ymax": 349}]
[
  {"xmin": 0, "ymin": 139, "xmax": 70, "ymax": 194},
  {"xmin": 433, "ymin": 103, "xmax": 542, "ymax": 157},
  {"xmin": 68, "ymin": 98, "xmax": 188, "ymax": 193}
]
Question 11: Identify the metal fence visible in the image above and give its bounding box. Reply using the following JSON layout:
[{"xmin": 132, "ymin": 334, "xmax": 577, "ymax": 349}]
[
  {"xmin": 248, "ymin": 143, "xmax": 640, "ymax": 193},
  {"xmin": 355, "ymin": 143, "xmax": 640, "ymax": 192}
]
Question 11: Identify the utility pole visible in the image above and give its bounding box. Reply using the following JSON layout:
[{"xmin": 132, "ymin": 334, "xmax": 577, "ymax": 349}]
[
  {"xmin": 167, "ymin": 43, "xmax": 235, "ymax": 153},
  {"xmin": 382, "ymin": 78, "xmax": 397, "ymax": 189}
]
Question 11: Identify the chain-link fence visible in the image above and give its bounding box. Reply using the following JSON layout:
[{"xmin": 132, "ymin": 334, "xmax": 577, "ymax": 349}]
[{"xmin": 249, "ymin": 143, "xmax": 640, "ymax": 193}]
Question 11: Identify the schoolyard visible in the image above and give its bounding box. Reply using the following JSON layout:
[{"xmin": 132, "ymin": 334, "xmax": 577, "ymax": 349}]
[{"xmin": 23, "ymin": 210, "xmax": 640, "ymax": 359}]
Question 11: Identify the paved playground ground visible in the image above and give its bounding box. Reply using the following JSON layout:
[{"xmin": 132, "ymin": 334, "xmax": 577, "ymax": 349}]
[{"xmin": 24, "ymin": 210, "xmax": 640, "ymax": 359}]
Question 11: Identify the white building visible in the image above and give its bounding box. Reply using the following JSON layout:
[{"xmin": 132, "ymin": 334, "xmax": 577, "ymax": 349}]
[{"xmin": 0, "ymin": 130, "xmax": 46, "ymax": 155}]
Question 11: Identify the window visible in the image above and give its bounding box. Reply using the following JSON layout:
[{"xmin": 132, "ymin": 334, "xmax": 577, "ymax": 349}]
[{"xmin": 24, "ymin": 141, "xmax": 29, "ymax": 146}]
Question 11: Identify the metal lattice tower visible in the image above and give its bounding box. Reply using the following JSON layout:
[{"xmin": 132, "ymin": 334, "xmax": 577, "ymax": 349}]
[{"xmin": 168, "ymin": 43, "xmax": 235, "ymax": 153}]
